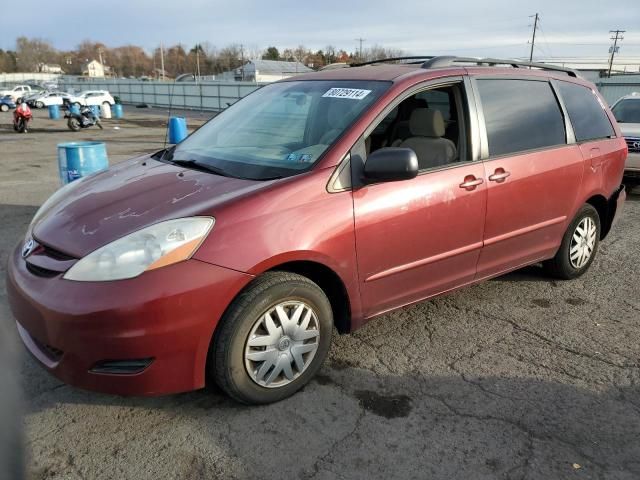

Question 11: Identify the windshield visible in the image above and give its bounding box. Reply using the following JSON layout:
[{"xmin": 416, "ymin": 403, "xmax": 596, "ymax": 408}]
[
  {"xmin": 165, "ymin": 80, "xmax": 390, "ymax": 180},
  {"xmin": 612, "ymin": 99, "xmax": 640, "ymax": 123}
]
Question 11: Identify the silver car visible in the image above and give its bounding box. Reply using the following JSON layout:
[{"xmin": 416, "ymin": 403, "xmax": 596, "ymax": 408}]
[{"xmin": 611, "ymin": 92, "xmax": 640, "ymax": 181}]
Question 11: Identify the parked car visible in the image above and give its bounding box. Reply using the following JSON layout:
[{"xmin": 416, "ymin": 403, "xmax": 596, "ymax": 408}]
[
  {"xmin": 75, "ymin": 90, "xmax": 115, "ymax": 107},
  {"xmin": 6, "ymin": 56, "xmax": 627, "ymax": 404},
  {"xmin": 29, "ymin": 91, "xmax": 75, "ymax": 108},
  {"xmin": 0, "ymin": 95, "xmax": 16, "ymax": 112},
  {"xmin": 0, "ymin": 85, "xmax": 36, "ymax": 101},
  {"xmin": 611, "ymin": 92, "xmax": 640, "ymax": 184}
]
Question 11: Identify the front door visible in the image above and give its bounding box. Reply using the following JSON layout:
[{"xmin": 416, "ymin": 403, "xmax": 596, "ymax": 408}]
[{"xmin": 352, "ymin": 79, "xmax": 486, "ymax": 318}]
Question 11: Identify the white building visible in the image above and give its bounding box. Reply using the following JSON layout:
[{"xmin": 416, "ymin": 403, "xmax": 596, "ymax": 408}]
[
  {"xmin": 82, "ymin": 60, "xmax": 106, "ymax": 78},
  {"xmin": 222, "ymin": 60, "xmax": 313, "ymax": 82},
  {"xmin": 38, "ymin": 63, "xmax": 64, "ymax": 74}
]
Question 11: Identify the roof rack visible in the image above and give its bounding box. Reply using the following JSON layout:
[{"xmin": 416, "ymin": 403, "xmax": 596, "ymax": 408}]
[
  {"xmin": 351, "ymin": 56, "xmax": 435, "ymax": 67},
  {"xmin": 421, "ymin": 56, "xmax": 579, "ymax": 77}
]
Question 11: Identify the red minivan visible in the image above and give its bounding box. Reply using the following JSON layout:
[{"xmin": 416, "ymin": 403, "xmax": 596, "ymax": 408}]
[{"xmin": 7, "ymin": 57, "xmax": 627, "ymax": 404}]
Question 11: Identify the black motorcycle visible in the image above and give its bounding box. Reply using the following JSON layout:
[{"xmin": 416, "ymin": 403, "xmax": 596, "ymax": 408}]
[{"xmin": 64, "ymin": 105, "xmax": 103, "ymax": 131}]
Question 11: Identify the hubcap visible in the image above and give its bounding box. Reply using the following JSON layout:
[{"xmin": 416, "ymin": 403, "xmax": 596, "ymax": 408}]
[
  {"xmin": 244, "ymin": 301, "xmax": 320, "ymax": 388},
  {"xmin": 569, "ymin": 217, "xmax": 596, "ymax": 269}
]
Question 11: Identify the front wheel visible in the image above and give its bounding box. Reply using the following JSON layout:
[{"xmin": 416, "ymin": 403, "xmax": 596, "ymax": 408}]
[
  {"xmin": 0, "ymin": 104, "xmax": 8, "ymax": 112},
  {"xmin": 211, "ymin": 272, "xmax": 333, "ymax": 404},
  {"xmin": 35, "ymin": 101, "xmax": 44, "ymax": 109},
  {"xmin": 544, "ymin": 204, "xmax": 600, "ymax": 279}
]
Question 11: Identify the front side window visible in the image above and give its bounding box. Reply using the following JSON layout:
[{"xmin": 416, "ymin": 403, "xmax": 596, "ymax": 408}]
[
  {"xmin": 364, "ymin": 82, "xmax": 469, "ymax": 171},
  {"xmin": 556, "ymin": 81, "xmax": 615, "ymax": 142},
  {"xmin": 477, "ymin": 79, "xmax": 566, "ymax": 157},
  {"xmin": 165, "ymin": 80, "xmax": 390, "ymax": 180},
  {"xmin": 612, "ymin": 99, "xmax": 640, "ymax": 124}
]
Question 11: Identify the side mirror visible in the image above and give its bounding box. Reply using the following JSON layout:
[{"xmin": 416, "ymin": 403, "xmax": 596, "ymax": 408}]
[{"xmin": 363, "ymin": 148, "xmax": 419, "ymax": 183}]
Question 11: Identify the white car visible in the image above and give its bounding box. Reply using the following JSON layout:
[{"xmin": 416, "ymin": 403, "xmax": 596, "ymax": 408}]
[
  {"xmin": 611, "ymin": 92, "xmax": 640, "ymax": 183},
  {"xmin": 29, "ymin": 91, "xmax": 75, "ymax": 108},
  {"xmin": 0, "ymin": 85, "xmax": 34, "ymax": 101},
  {"xmin": 75, "ymin": 90, "xmax": 115, "ymax": 107}
]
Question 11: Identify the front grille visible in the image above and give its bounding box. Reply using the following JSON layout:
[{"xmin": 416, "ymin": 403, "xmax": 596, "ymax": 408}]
[
  {"xmin": 26, "ymin": 262, "xmax": 60, "ymax": 278},
  {"xmin": 625, "ymin": 137, "xmax": 640, "ymax": 153}
]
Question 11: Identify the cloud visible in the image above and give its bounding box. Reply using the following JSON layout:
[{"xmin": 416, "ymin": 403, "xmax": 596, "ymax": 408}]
[{"xmin": 4, "ymin": 0, "xmax": 640, "ymax": 59}]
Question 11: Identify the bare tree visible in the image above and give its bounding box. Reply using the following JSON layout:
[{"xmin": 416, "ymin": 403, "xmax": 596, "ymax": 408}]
[{"xmin": 16, "ymin": 37, "xmax": 57, "ymax": 72}]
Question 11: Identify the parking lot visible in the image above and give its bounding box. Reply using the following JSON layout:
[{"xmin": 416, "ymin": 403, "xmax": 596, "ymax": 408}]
[{"xmin": 1, "ymin": 108, "xmax": 639, "ymax": 479}]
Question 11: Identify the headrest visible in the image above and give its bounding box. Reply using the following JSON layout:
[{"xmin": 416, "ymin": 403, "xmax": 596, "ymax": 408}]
[{"xmin": 409, "ymin": 108, "xmax": 445, "ymax": 138}]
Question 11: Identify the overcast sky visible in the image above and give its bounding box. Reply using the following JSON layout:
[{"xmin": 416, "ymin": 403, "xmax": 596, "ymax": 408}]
[{"xmin": 5, "ymin": 0, "xmax": 640, "ymax": 59}]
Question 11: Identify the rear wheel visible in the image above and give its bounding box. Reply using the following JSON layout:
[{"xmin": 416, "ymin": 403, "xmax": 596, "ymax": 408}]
[
  {"xmin": 35, "ymin": 101, "xmax": 44, "ymax": 109},
  {"xmin": 68, "ymin": 117, "xmax": 81, "ymax": 131},
  {"xmin": 544, "ymin": 204, "xmax": 600, "ymax": 279},
  {"xmin": 211, "ymin": 272, "xmax": 333, "ymax": 404}
]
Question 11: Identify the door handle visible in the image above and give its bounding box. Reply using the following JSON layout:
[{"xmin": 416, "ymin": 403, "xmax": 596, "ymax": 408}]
[
  {"xmin": 488, "ymin": 168, "xmax": 511, "ymax": 183},
  {"xmin": 459, "ymin": 175, "xmax": 483, "ymax": 191}
]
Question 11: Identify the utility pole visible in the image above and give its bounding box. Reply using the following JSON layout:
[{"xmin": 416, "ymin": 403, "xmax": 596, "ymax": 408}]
[
  {"xmin": 160, "ymin": 43, "xmax": 165, "ymax": 81},
  {"xmin": 355, "ymin": 37, "xmax": 366, "ymax": 61},
  {"xmin": 608, "ymin": 30, "xmax": 625, "ymax": 78},
  {"xmin": 528, "ymin": 13, "xmax": 539, "ymax": 63},
  {"xmin": 195, "ymin": 44, "xmax": 201, "ymax": 83},
  {"xmin": 240, "ymin": 44, "xmax": 244, "ymax": 80}
]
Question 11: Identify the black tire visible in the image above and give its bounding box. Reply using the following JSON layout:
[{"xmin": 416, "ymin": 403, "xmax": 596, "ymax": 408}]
[
  {"xmin": 68, "ymin": 118, "xmax": 81, "ymax": 131},
  {"xmin": 35, "ymin": 101, "xmax": 44, "ymax": 109},
  {"xmin": 211, "ymin": 271, "xmax": 333, "ymax": 404},
  {"xmin": 17, "ymin": 119, "xmax": 26, "ymax": 133},
  {"xmin": 544, "ymin": 204, "xmax": 600, "ymax": 280},
  {"xmin": 0, "ymin": 104, "xmax": 8, "ymax": 112}
]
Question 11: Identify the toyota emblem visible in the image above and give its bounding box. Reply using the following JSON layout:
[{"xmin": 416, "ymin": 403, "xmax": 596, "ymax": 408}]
[{"xmin": 22, "ymin": 238, "xmax": 35, "ymax": 258}]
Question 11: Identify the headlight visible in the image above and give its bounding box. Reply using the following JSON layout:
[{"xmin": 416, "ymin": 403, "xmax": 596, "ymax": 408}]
[{"xmin": 63, "ymin": 217, "xmax": 214, "ymax": 281}]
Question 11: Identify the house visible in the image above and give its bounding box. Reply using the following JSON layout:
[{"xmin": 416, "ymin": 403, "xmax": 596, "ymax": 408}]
[
  {"xmin": 229, "ymin": 60, "xmax": 313, "ymax": 82},
  {"xmin": 38, "ymin": 63, "xmax": 64, "ymax": 74},
  {"xmin": 82, "ymin": 60, "xmax": 108, "ymax": 78}
]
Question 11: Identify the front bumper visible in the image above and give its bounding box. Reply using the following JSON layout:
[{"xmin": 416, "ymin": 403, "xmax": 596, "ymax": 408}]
[
  {"xmin": 6, "ymin": 244, "xmax": 253, "ymax": 396},
  {"xmin": 625, "ymin": 152, "xmax": 640, "ymax": 175}
]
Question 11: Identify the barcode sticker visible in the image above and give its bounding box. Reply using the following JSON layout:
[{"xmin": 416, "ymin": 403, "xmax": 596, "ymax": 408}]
[{"xmin": 322, "ymin": 88, "xmax": 372, "ymax": 100}]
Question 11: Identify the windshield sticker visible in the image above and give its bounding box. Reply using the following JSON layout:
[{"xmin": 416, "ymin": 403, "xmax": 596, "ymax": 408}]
[
  {"xmin": 285, "ymin": 153, "xmax": 314, "ymax": 163},
  {"xmin": 322, "ymin": 88, "xmax": 372, "ymax": 100}
]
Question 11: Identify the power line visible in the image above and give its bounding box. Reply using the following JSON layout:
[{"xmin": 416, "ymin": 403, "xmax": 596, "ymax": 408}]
[
  {"xmin": 528, "ymin": 13, "xmax": 539, "ymax": 63},
  {"xmin": 608, "ymin": 29, "xmax": 625, "ymax": 77}
]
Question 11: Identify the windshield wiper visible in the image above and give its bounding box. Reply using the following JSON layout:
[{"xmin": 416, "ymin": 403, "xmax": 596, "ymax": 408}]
[{"xmin": 170, "ymin": 158, "xmax": 248, "ymax": 179}]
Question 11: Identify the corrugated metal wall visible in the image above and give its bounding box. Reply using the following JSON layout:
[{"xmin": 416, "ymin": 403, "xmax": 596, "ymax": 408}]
[
  {"xmin": 595, "ymin": 75, "xmax": 640, "ymax": 105},
  {"xmin": 52, "ymin": 73, "xmax": 640, "ymax": 110},
  {"xmin": 58, "ymin": 78, "xmax": 262, "ymax": 112}
]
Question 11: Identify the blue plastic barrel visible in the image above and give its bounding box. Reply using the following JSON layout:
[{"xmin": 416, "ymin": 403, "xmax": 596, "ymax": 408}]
[
  {"xmin": 48, "ymin": 105, "xmax": 60, "ymax": 120},
  {"xmin": 70, "ymin": 104, "xmax": 81, "ymax": 115},
  {"xmin": 112, "ymin": 103, "xmax": 123, "ymax": 119},
  {"xmin": 168, "ymin": 117, "xmax": 188, "ymax": 144},
  {"xmin": 57, "ymin": 142, "xmax": 109, "ymax": 185},
  {"xmin": 90, "ymin": 105, "xmax": 100, "ymax": 118}
]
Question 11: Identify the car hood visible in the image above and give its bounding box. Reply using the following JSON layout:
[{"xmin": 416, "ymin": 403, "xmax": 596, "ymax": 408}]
[
  {"xmin": 620, "ymin": 123, "xmax": 640, "ymax": 138},
  {"xmin": 32, "ymin": 155, "xmax": 269, "ymax": 258}
]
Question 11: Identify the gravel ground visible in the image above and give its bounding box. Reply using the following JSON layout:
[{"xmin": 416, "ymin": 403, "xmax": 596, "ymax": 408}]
[{"xmin": 1, "ymin": 108, "xmax": 639, "ymax": 480}]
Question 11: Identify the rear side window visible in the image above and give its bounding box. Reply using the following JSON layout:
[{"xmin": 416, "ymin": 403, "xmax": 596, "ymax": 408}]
[
  {"xmin": 556, "ymin": 81, "xmax": 615, "ymax": 142},
  {"xmin": 477, "ymin": 79, "xmax": 565, "ymax": 157}
]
